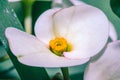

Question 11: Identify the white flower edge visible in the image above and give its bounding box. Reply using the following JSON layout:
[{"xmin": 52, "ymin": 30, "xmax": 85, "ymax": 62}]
[
  {"xmin": 70, "ymin": 0, "xmax": 118, "ymax": 42},
  {"xmin": 35, "ymin": 3, "xmax": 109, "ymax": 59},
  {"xmin": 5, "ymin": 27, "xmax": 90, "ymax": 68},
  {"xmin": 5, "ymin": 3, "xmax": 109, "ymax": 67},
  {"xmin": 70, "ymin": 0, "xmax": 85, "ymax": 5},
  {"xmin": 84, "ymin": 40, "xmax": 120, "ymax": 80},
  {"xmin": 35, "ymin": 8, "xmax": 61, "ymax": 45},
  {"xmin": 109, "ymin": 22, "xmax": 118, "ymax": 41}
]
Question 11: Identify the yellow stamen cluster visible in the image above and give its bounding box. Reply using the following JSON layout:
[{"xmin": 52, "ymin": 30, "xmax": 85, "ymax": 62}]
[{"xmin": 49, "ymin": 37, "xmax": 69, "ymax": 56}]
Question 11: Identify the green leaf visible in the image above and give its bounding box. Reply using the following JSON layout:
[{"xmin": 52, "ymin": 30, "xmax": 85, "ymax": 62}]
[
  {"xmin": 0, "ymin": 43, "xmax": 8, "ymax": 60},
  {"xmin": 110, "ymin": 0, "xmax": 120, "ymax": 18},
  {"xmin": 32, "ymin": 1, "xmax": 52, "ymax": 33},
  {"xmin": 0, "ymin": 0, "xmax": 50, "ymax": 80},
  {"xmin": 22, "ymin": 0, "xmax": 35, "ymax": 17}
]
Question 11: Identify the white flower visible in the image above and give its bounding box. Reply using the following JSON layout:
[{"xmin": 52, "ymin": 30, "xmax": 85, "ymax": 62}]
[
  {"xmin": 52, "ymin": 0, "xmax": 118, "ymax": 41},
  {"xmin": 5, "ymin": 2, "xmax": 109, "ymax": 67},
  {"xmin": 84, "ymin": 41, "xmax": 120, "ymax": 80}
]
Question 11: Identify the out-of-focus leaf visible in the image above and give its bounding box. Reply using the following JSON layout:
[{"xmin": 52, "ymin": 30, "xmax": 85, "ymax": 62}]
[
  {"xmin": 110, "ymin": 0, "xmax": 120, "ymax": 18},
  {"xmin": 22, "ymin": 0, "xmax": 35, "ymax": 17},
  {"xmin": 52, "ymin": 72, "xmax": 63, "ymax": 80},
  {"xmin": 32, "ymin": 1, "xmax": 51, "ymax": 34},
  {"xmin": 8, "ymin": 0, "xmax": 52, "ymax": 2},
  {"xmin": 0, "ymin": 44, "xmax": 8, "ymax": 61},
  {"xmin": 9, "ymin": 1, "xmax": 24, "ymax": 25},
  {"xmin": 0, "ymin": 0, "xmax": 50, "ymax": 80},
  {"xmin": 0, "ymin": 59, "xmax": 20, "ymax": 79},
  {"xmin": 0, "ymin": 38, "xmax": 19, "ymax": 79},
  {"xmin": 37, "ymin": 0, "xmax": 52, "ymax": 1}
]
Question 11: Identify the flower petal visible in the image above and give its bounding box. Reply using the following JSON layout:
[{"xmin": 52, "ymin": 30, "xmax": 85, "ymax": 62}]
[
  {"xmin": 5, "ymin": 27, "xmax": 46, "ymax": 56},
  {"xmin": 70, "ymin": 0, "xmax": 85, "ymax": 5},
  {"xmin": 84, "ymin": 41, "xmax": 120, "ymax": 80},
  {"xmin": 35, "ymin": 8, "xmax": 61, "ymax": 45},
  {"xmin": 109, "ymin": 22, "xmax": 118, "ymax": 41},
  {"xmin": 53, "ymin": 6, "xmax": 75, "ymax": 37},
  {"xmin": 5, "ymin": 27, "xmax": 89, "ymax": 67},
  {"xmin": 70, "ymin": 0, "xmax": 118, "ymax": 42},
  {"xmin": 53, "ymin": 3, "xmax": 109, "ymax": 59},
  {"xmin": 18, "ymin": 52, "xmax": 89, "ymax": 67}
]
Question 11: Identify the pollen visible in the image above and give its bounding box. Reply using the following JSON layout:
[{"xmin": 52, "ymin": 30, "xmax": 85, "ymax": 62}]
[{"xmin": 49, "ymin": 37, "xmax": 71, "ymax": 56}]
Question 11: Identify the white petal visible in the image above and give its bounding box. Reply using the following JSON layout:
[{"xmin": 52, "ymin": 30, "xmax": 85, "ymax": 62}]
[
  {"xmin": 18, "ymin": 52, "xmax": 90, "ymax": 67},
  {"xmin": 35, "ymin": 8, "xmax": 61, "ymax": 45},
  {"xmin": 70, "ymin": 0, "xmax": 86, "ymax": 5},
  {"xmin": 53, "ymin": 4, "xmax": 109, "ymax": 59},
  {"xmin": 84, "ymin": 41, "xmax": 120, "ymax": 80},
  {"xmin": 109, "ymin": 22, "xmax": 118, "ymax": 41},
  {"xmin": 5, "ymin": 27, "xmax": 46, "ymax": 56},
  {"xmin": 53, "ymin": 6, "xmax": 75, "ymax": 37},
  {"xmin": 5, "ymin": 27, "xmax": 89, "ymax": 67}
]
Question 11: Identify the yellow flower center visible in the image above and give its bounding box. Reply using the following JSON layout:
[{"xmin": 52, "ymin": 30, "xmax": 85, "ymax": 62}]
[{"xmin": 49, "ymin": 37, "xmax": 71, "ymax": 56}]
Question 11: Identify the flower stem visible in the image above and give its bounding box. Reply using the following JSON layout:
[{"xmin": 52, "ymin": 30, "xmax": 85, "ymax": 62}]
[
  {"xmin": 61, "ymin": 67, "xmax": 70, "ymax": 80},
  {"xmin": 22, "ymin": 0, "xmax": 35, "ymax": 34}
]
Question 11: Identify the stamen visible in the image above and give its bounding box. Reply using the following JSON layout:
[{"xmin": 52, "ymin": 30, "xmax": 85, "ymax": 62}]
[{"xmin": 49, "ymin": 37, "xmax": 71, "ymax": 56}]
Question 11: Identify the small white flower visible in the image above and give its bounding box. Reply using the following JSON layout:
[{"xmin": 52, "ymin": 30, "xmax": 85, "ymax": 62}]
[
  {"xmin": 84, "ymin": 41, "xmax": 120, "ymax": 80},
  {"xmin": 5, "ymin": 2, "xmax": 109, "ymax": 67}
]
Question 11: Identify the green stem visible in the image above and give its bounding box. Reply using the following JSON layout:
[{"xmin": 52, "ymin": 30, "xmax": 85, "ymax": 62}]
[
  {"xmin": 22, "ymin": 0, "xmax": 35, "ymax": 33},
  {"xmin": 61, "ymin": 67, "xmax": 70, "ymax": 80}
]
